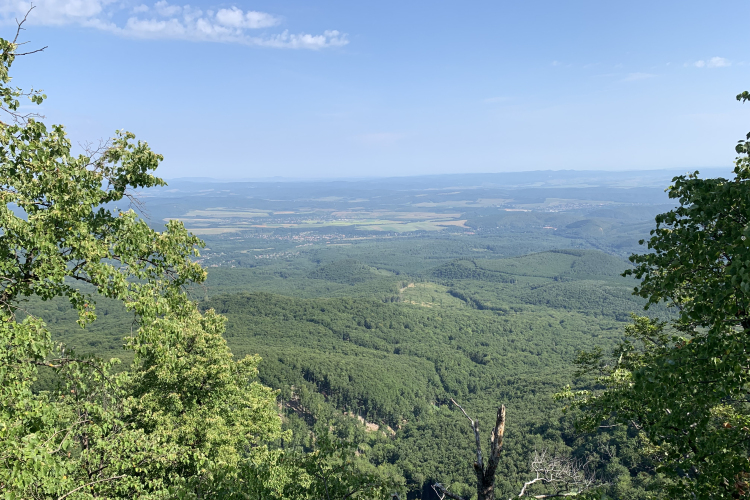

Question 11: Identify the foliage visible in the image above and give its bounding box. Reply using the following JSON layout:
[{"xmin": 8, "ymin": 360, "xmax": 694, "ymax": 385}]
[
  {"xmin": 307, "ymin": 259, "xmax": 389, "ymax": 284},
  {"xmin": 285, "ymin": 430, "xmax": 405, "ymax": 499},
  {"xmin": 126, "ymin": 306, "xmax": 285, "ymax": 497},
  {"xmin": 0, "ymin": 30, "xmax": 284, "ymax": 498},
  {"xmin": 562, "ymin": 315, "xmax": 749, "ymax": 499},
  {"xmin": 561, "ymin": 93, "xmax": 750, "ymax": 499},
  {"xmin": 27, "ymin": 247, "xmax": 661, "ymax": 498},
  {"xmin": 204, "ymin": 288, "xmax": 655, "ymax": 498},
  {"xmin": 627, "ymin": 157, "xmax": 750, "ymax": 334}
]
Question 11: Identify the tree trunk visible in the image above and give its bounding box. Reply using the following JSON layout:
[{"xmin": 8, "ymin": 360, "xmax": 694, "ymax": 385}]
[
  {"xmin": 433, "ymin": 401, "xmax": 506, "ymax": 500},
  {"xmin": 477, "ymin": 476, "xmax": 495, "ymax": 500}
]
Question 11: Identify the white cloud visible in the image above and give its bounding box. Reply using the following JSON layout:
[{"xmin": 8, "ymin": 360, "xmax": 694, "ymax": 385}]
[
  {"xmin": 0, "ymin": 0, "xmax": 113, "ymax": 25},
  {"xmin": 0, "ymin": 0, "xmax": 347, "ymax": 49},
  {"xmin": 707, "ymin": 56, "xmax": 730, "ymax": 68},
  {"xmin": 215, "ymin": 7, "xmax": 278, "ymax": 29},
  {"xmin": 691, "ymin": 57, "xmax": 730, "ymax": 68},
  {"xmin": 125, "ymin": 16, "xmax": 186, "ymax": 37},
  {"xmin": 153, "ymin": 0, "xmax": 180, "ymax": 17},
  {"xmin": 256, "ymin": 30, "xmax": 348, "ymax": 49}
]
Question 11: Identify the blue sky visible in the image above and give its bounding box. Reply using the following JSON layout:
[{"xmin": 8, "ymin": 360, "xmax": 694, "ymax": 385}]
[{"xmin": 3, "ymin": 0, "xmax": 749, "ymax": 178}]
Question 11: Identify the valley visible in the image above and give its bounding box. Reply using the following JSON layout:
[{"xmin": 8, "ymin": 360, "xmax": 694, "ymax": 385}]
[{"xmin": 29, "ymin": 171, "xmax": 685, "ymax": 498}]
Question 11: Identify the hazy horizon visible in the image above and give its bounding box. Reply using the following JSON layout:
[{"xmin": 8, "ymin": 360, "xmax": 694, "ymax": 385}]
[{"xmin": 163, "ymin": 166, "xmax": 736, "ymax": 183}]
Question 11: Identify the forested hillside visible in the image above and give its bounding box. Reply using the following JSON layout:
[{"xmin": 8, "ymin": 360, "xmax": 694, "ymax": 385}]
[{"xmin": 32, "ymin": 246, "xmax": 671, "ymax": 498}]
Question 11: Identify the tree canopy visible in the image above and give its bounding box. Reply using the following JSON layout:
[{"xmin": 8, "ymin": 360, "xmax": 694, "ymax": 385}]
[
  {"xmin": 560, "ymin": 92, "xmax": 750, "ymax": 499},
  {"xmin": 0, "ymin": 24, "xmax": 286, "ymax": 498}
]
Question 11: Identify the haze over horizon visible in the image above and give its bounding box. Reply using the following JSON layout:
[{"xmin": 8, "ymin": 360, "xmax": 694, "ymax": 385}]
[
  {"xmin": 3, "ymin": 0, "xmax": 749, "ymax": 179},
  {"xmin": 163, "ymin": 166, "xmax": 737, "ymax": 182}
]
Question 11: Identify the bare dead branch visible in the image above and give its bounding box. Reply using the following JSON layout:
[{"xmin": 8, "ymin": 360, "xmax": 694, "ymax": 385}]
[
  {"xmin": 15, "ymin": 45, "xmax": 47, "ymax": 56},
  {"xmin": 486, "ymin": 404, "xmax": 506, "ymax": 477},
  {"xmin": 450, "ymin": 398, "xmax": 474, "ymax": 423},
  {"xmin": 432, "ymin": 483, "xmax": 468, "ymax": 500},
  {"xmin": 517, "ymin": 449, "xmax": 598, "ymax": 498},
  {"xmin": 12, "ymin": 5, "xmax": 33, "ymax": 44},
  {"xmin": 434, "ymin": 401, "xmax": 507, "ymax": 500},
  {"xmin": 451, "ymin": 398, "xmax": 484, "ymax": 471},
  {"xmin": 12, "ymin": 5, "xmax": 47, "ymax": 55},
  {"xmin": 528, "ymin": 493, "xmax": 588, "ymax": 499}
]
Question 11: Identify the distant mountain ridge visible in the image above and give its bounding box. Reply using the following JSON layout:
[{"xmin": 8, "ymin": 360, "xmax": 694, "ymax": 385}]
[{"xmin": 165, "ymin": 167, "xmax": 733, "ymax": 190}]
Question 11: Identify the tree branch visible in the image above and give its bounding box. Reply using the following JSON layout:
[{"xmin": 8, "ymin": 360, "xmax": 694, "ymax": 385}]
[
  {"xmin": 11, "ymin": 6, "xmax": 47, "ymax": 55},
  {"xmin": 432, "ymin": 483, "xmax": 468, "ymax": 500},
  {"xmin": 486, "ymin": 404, "xmax": 506, "ymax": 477},
  {"xmin": 517, "ymin": 449, "xmax": 597, "ymax": 498},
  {"xmin": 450, "ymin": 398, "xmax": 484, "ymax": 472},
  {"xmin": 57, "ymin": 475, "xmax": 126, "ymax": 500}
]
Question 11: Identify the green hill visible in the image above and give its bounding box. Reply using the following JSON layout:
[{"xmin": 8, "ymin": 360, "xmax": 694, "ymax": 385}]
[
  {"xmin": 307, "ymin": 258, "xmax": 390, "ymax": 284},
  {"xmin": 26, "ymin": 247, "xmax": 662, "ymax": 498}
]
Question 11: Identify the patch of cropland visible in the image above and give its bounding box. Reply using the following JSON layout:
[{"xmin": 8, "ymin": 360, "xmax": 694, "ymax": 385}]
[{"xmin": 139, "ymin": 172, "xmax": 686, "ymax": 267}]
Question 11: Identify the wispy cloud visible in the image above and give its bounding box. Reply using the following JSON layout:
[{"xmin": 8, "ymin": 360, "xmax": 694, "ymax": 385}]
[
  {"xmin": 689, "ymin": 56, "xmax": 730, "ymax": 68},
  {"xmin": 622, "ymin": 72, "xmax": 655, "ymax": 82},
  {"xmin": 707, "ymin": 56, "xmax": 730, "ymax": 67},
  {"xmin": 0, "ymin": 0, "xmax": 348, "ymax": 49}
]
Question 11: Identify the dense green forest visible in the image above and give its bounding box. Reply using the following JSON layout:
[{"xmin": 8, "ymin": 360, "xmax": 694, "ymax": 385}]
[
  {"xmin": 4, "ymin": 22, "xmax": 749, "ymax": 500},
  {"xmin": 31, "ymin": 242, "xmax": 672, "ymax": 498},
  {"xmin": 14, "ymin": 144, "xmax": 683, "ymax": 498}
]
